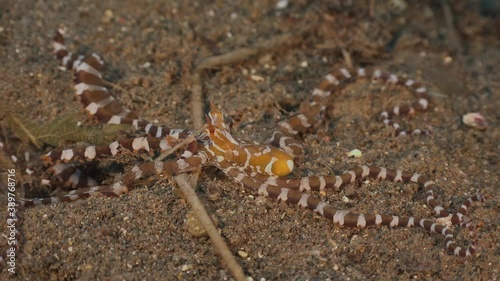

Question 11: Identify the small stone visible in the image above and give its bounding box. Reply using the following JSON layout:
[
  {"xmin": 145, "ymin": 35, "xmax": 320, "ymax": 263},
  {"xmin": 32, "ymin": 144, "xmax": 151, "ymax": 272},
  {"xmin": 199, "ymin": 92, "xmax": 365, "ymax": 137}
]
[
  {"xmin": 140, "ymin": 62, "xmax": 151, "ymax": 69},
  {"xmin": 238, "ymin": 250, "xmax": 249, "ymax": 258},
  {"xmin": 102, "ymin": 10, "xmax": 114, "ymax": 23},
  {"xmin": 250, "ymin": 74, "xmax": 264, "ymax": 82},
  {"xmin": 276, "ymin": 0, "xmax": 289, "ymax": 9},
  {"xmin": 333, "ymin": 264, "xmax": 339, "ymax": 271},
  {"xmin": 181, "ymin": 264, "xmax": 192, "ymax": 271},
  {"xmin": 443, "ymin": 55, "xmax": 453, "ymax": 64},
  {"xmin": 347, "ymin": 149, "xmax": 362, "ymax": 158}
]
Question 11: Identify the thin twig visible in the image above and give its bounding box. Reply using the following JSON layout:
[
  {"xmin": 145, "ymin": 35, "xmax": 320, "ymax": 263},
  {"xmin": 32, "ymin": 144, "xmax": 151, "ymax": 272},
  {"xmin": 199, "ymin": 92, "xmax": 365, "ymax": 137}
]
[
  {"xmin": 197, "ymin": 27, "xmax": 313, "ymax": 70},
  {"xmin": 103, "ymin": 80, "xmax": 128, "ymax": 92},
  {"xmin": 322, "ymin": 17, "xmax": 353, "ymax": 69},
  {"xmin": 173, "ymin": 45, "xmax": 248, "ymax": 280},
  {"xmin": 173, "ymin": 71, "xmax": 246, "ymax": 279},
  {"xmin": 369, "ymin": 0, "xmax": 375, "ymax": 17}
]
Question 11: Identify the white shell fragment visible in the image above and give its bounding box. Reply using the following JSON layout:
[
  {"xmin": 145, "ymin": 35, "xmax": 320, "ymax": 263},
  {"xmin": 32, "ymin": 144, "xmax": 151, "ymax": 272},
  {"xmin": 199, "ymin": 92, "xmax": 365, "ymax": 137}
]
[
  {"xmin": 347, "ymin": 149, "xmax": 362, "ymax": 158},
  {"xmin": 41, "ymin": 179, "xmax": 51, "ymax": 186},
  {"xmin": 462, "ymin": 112, "xmax": 488, "ymax": 129},
  {"xmin": 276, "ymin": 0, "xmax": 289, "ymax": 9}
]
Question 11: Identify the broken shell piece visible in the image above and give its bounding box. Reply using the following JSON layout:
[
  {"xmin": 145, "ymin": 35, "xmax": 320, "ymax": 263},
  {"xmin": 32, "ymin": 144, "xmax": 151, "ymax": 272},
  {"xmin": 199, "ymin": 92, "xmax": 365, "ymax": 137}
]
[
  {"xmin": 462, "ymin": 112, "xmax": 488, "ymax": 129},
  {"xmin": 347, "ymin": 149, "xmax": 362, "ymax": 158},
  {"xmin": 41, "ymin": 179, "xmax": 51, "ymax": 186}
]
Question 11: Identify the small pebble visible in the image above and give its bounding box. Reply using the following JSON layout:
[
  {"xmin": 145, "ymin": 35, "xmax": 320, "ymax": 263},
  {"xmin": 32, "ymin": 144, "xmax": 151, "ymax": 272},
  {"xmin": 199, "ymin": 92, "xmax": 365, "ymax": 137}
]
[
  {"xmin": 250, "ymin": 74, "xmax": 264, "ymax": 82},
  {"xmin": 276, "ymin": 0, "xmax": 289, "ymax": 9},
  {"xmin": 102, "ymin": 10, "xmax": 114, "ymax": 23},
  {"xmin": 462, "ymin": 112, "xmax": 488, "ymax": 129},
  {"xmin": 347, "ymin": 149, "xmax": 362, "ymax": 158},
  {"xmin": 238, "ymin": 250, "xmax": 249, "ymax": 258},
  {"xmin": 140, "ymin": 62, "xmax": 151, "ymax": 69},
  {"xmin": 443, "ymin": 55, "xmax": 453, "ymax": 64}
]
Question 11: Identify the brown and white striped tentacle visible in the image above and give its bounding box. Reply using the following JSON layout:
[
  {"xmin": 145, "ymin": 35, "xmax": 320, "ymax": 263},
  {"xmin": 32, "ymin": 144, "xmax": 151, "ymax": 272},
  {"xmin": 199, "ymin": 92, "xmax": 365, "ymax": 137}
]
[
  {"xmin": 215, "ymin": 160, "xmax": 477, "ymax": 257},
  {"xmin": 53, "ymin": 27, "xmax": 85, "ymax": 72},
  {"xmin": 250, "ymin": 165, "xmax": 485, "ymax": 225},
  {"xmin": 46, "ymin": 163, "xmax": 98, "ymax": 189},
  {"xmin": 19, "ymin": 153, "xmax": 207, "ymax": 208},
  {"xmin": 267, "ymin": 66, "xmax": 434, "ymax": 159},
  {"xmin": 17, "ymin": 183, "xmax": 127, "ymax": 208},
  {"xmin": 313, "ymin": 67, "xmax": 433, "ymax": 136},
  {"xmin": 268, "ymin": 97, "xmax": 324, "ymax": 158},
  {"xmin": 42, "ymin": 135, "xmax": 196, "ymax": 165},
  {"xmin": 54, "ymin": 29, "xmax": 191, "ymax": 139}
]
